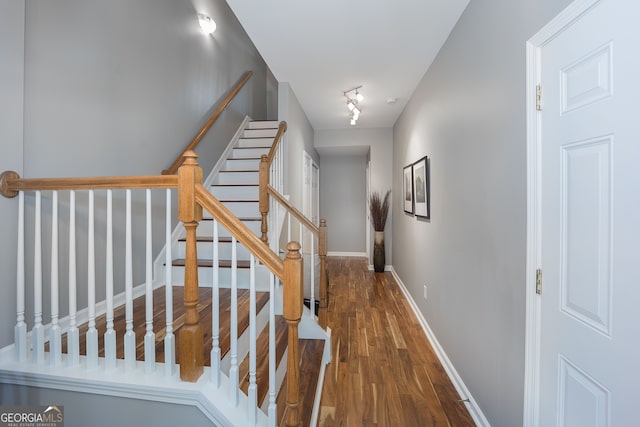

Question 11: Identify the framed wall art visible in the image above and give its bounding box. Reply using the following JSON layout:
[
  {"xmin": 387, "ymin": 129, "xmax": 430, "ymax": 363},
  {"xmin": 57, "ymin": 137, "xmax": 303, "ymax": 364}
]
[
  {"xmin": 403, "ymin": 164, "xmax": 414, "ymax": 214},
  {"xmin": 412, "ymin": 156, "xmax": 430, "ymax": 218}
]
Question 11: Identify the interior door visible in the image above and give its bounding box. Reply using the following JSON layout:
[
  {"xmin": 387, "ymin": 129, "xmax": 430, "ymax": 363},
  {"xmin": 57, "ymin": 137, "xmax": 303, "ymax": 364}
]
[{"xmin": 537, "ymin": 0, "xmax": 640, "ymax": 425}]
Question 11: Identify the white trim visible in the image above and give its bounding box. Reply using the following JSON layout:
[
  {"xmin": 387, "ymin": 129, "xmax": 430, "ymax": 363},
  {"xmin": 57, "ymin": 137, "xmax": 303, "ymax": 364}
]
[
  {"xmin": 326, "ymin": 251, "xmax": 367, "ymax": 257},
  {"xmin": 0, "ymin": 349, "xmax": 266, "ymax": 427},
  {"xmin": 367, "ymin": 264, "xmax": 392, "ymax": 272},
  {"xmin": 389, "ymin": 266, "xmax": 490, "ymax": 427},
  {"xmin": 523, "ymin": 2, "xmax": 602, "ymax": 426}
]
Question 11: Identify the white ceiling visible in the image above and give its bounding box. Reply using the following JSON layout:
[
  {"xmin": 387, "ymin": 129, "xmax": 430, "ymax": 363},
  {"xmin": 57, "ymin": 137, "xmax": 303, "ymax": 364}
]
[{"xmin": 225, "ymin": 0, "xmax": 469, "ymax": 130}]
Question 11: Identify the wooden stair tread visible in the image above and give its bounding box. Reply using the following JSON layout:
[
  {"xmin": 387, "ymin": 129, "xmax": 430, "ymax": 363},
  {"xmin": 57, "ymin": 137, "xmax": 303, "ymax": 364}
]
[
  {"xmin": 201, "ymin": 217, "xmax": 261, "ymax": 222},
  {"xmin": 172, "ymin": 259, "xmax": 252, "ymax": 268},
  {"xmin": 277, "ymin": 339, "xmax": 325, "ymax": 427},
  {"xmin": 51, "ymin": 286, "xmax": 270, "ymax": 366},
  {"xmin": 238, "ymin": 316, "xmax": 289, "ymax": 406}
]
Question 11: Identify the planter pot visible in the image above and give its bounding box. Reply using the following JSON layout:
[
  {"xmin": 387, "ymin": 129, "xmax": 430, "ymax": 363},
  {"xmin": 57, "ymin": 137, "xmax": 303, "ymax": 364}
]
[{"xmin": 373, "ymin": 231, "xmax": 385, "ymax": 273}]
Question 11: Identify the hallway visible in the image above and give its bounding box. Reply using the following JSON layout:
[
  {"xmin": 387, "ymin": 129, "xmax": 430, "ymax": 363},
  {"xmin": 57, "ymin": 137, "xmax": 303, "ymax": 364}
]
[{"xmin": 318, "ymin": 257, "xmax": 475, "ymax": 426}]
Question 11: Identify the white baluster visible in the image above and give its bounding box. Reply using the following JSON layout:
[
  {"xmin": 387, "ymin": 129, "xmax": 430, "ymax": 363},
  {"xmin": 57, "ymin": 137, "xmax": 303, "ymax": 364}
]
[
  {"xmin": 104, "ymin": 190, "xmax": 116, "ymax": 370},
  {"xmin": 68, "ymin": 191, "xmax": 79, "ymax": 366},
  {"xmin": 210, "ymin": 219, "xmax": 221, "ymax": 386},
  {"xmin": 15, "ymin": 191, "xmax": 26, "ymax": 362},
  {"xmin": 268, "ymin": 272, "xmax": 277, "ymax": 426},
  {"xmin": 287, "ymin": 212, "xmax": 291, "ymax": 243},
  {"xmin": 49, "ymin": 191, "xmax": 62, "ymax": 366},
  {"xmin": 310, "ymin": 231, "xmax": 316, "ymax": 318},
  {"xmin": 164, "ymin": 189, "xmax": 175, "ymax": 376},
  {"xmin": 86, "ymin": 190, "xmax": 98, "ymax": 369},
  {"xmin": 32, "ymin": 191, "xmax": 44, "ymax": 365},
  {"xmin": 248, "ymin": 254, "xmax": 257, "ymax": 424},
  {"xmin": 144, "ymin": 189, "xmax": 156, "ymax": 373},
  {"xmin": 124, "ymin": 189, "xmax": 136, "ymax": 370},
  {"xmin": 229, "ymin": 235, "xmax": 239, "ymax": 405}
]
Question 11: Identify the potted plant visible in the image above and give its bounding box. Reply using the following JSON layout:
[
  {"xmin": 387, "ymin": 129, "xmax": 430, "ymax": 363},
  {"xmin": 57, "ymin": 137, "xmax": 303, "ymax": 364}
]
[{"xmin": 369, "ymin": 190, "xmax": 390, "ymax": 273}]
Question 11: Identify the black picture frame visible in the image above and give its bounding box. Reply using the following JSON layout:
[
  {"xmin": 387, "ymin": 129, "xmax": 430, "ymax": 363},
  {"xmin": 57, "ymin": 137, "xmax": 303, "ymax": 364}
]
[
  {"xmin": 403, "ymin": 164, "xmax": 414, "ymax": 214},
  {"xmin": 412, "ymin": 156, "xmax": 430, "ymax": 219}
]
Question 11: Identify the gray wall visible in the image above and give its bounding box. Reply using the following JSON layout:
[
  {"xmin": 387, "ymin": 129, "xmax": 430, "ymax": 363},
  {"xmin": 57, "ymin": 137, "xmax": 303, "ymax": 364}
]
[
  {"xmin": 0, "ymin": 0, "xmax": 269, "ymax": 350},
  {"xmin": 0, "ymin": 0, "xmax": 25, "ymax": 348},
  {"xmin": 278, "ymin": 82, "xmax": 319, "ymax": 227},
  {"xmin": 315, "ymin": 128, "xmax": 393, "ymax": 263},
  {"xmin": 319, "ymin": 154, "xmax": 367, "ymax": 254},
  {"xmin": 391, "ymin": 1, "xmax": 571, "ymax": 426},
  {"xmin": 0, "ymin": 384, "xmax": 211, "ymax": 427}
]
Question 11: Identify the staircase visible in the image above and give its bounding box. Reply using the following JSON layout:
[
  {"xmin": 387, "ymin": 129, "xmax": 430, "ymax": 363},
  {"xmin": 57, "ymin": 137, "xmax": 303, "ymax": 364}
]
[{"xmin": 0, "ymin": 117, "xmax": 331, "ymax": 427}]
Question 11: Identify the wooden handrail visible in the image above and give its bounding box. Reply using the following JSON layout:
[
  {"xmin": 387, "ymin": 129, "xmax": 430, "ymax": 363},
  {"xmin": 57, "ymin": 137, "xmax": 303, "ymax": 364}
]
[
  {"xmin": 267, "ymin": 184, "xmax": 319, "ymax": 235},
  {"xmin": 195, "ymin": 184, "xmax": 285, "ymax": 280},
  {"xmin": 162, "ymin": 70, "xmax": 254, "ymax": 176},
  {"xmin": 0, "ymin": 171, "xmax": 178, "ymax": 198},
  {"xmin": 266, "ymin": 121, "xmax": 287, "ymax": 165}
]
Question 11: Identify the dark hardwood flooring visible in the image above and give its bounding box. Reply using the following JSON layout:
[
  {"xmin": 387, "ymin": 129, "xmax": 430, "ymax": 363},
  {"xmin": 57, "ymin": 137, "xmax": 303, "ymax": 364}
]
[{"xmin": 318, "ymin": 257, "xmax": 475, "ymax": 427}]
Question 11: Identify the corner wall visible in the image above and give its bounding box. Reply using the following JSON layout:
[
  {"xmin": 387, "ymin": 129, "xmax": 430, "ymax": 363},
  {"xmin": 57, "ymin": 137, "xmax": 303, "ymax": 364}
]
[{"xmin": 391, "ymin": 1, "xmax": 571, "ymax": 426}]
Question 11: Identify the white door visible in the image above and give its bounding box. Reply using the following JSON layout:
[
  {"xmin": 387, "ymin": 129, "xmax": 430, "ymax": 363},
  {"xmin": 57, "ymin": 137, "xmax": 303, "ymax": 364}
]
[{"xmin": 528, "ymin": 0, "xmax": 640, "ymax": 425}]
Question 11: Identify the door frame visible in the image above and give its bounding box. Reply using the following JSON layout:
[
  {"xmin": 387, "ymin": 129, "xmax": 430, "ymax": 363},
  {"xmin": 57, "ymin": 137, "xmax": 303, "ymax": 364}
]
[{"xmin": 523, "ymin": 0, "xmax": 603, "ymax": 425}]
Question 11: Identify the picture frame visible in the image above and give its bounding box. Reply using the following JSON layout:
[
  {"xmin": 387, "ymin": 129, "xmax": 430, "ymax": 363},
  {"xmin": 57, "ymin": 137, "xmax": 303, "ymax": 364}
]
[
  {"xmin": 403, "ymin": 164, "xmax": 414, "ymax": 214},
  {"xmin": 413, "ymin": 156, "xmax": 430, "ymax": 218}
]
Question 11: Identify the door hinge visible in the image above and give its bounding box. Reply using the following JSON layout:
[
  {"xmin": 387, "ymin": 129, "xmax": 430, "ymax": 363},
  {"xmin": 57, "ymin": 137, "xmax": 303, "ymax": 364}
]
[
  {"xmin": 536, "ymin": 269, "xmax": 542, "ymax": 295},
  {"xmin": 536, "ymin": 85, "xmax": 542, "ymax": 111}
]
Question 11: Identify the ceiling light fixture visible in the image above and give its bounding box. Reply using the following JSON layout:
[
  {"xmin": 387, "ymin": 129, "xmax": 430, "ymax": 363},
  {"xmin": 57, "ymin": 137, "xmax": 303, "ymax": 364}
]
[
  {"xmin": 198, "ymin": 13, "xmax": 216, "ymax": 34},
  {"xmin": 343, "ymin": 85, "xmax": 363, "ymax": 125}
]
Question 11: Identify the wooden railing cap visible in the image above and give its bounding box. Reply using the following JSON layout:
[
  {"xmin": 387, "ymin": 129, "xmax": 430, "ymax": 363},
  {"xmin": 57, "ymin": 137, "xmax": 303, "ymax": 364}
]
[
  {"xmin": 0, "ymin": 170, "xmax": 20, "ymax": 198},
  {"xmin": 286, "ymin": 241, "xmax": 301, "ymax": 259}
]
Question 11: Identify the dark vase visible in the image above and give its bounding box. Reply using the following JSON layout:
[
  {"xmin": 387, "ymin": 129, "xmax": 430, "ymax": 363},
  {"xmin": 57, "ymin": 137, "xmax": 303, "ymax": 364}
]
[{"xmin": 373, "ymin": 231, "xmax": 385, "ymax": 273}]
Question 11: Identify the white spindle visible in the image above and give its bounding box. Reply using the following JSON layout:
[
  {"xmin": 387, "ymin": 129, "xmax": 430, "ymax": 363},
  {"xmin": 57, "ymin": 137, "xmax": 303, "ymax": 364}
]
[
  {"xmin": 299, "ymin": 223, "xmax": 304, "ymax": 254},
  {"xmin": 287, "ymin": 212, "xmax": 291, "ymax": 243},
  {"xmin": 164, "ymin": 189, "xmax": 175, "ymax": 376},
  {"xmin": 229, "ymin": 235, "xmax": 239, "ymax": 405},
  {"xmin": 124, "ymin": 189, "xmax": 136, "ymax": 370},
  {"xmin": 104, "ymin": 190, "xmax": 116, "ymax": 369},
  {"xmin": 32, "ymin": 191, "xmax": 44, "ymax": 365},
  {"xmin": 68, "ymin": 191, "xmax": 79, "ymax": 366},
  {"xmin": 15, "ymin": 191, "xmax": 26, "ymax": 362},
  {"xmin": 248, "ymin": 254, "xmax": 257, "ymax": 424},
  {"xmin": 310, "ymin": 232, "xmax": 316, "ymax": 318},
  {"xmin": 144, "ymin": 189, "xmax": 156, "ymax": 373},
  {"xmin": 49, "ymin": 191, "xmax": 62, "ymax": 366},
  {"xmin": 210, "ymin": 219, "xmax": 221, "ymax": 386},
  {"xmin": 268, "ymin": 272, "xmax": 277, "ymax": 426},
  {"xmin": 86, "ymin": 190, "xmax": 98, "ymax": 368}
]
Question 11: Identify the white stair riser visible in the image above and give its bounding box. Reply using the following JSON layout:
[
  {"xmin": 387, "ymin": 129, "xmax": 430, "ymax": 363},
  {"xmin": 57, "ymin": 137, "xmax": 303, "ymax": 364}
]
[
  {"xmin": 171, "ymin": 265, "xmax": 272, "ymax": 290},
  {"xmin": 237, "ymin": 137, "xmax": 274, "ymax": 148},
  {"xmin": 225, "ymin": 159, "xmax": 261, "ymax": 170},
  {"xmin": 214, "ymin": 171, "xmax": 259, "ymax": 185},
  {"xmin": 243, "ymin": 129, "xmax": 277, "ymax": 138},
  {"xmin": 247, "ymin": 121, "xmax": 279, "ymax": 129},
  {"xmin": 196, "ymin": 219, "xmax": 262, "ymax": 236},
  {"xmin": 210, "ymin": 185, "xmax": 259, "ymax": 200},
  {"xmin": 230, "ymin": 147, "xmax": 270, "ymax": 159},
  {"xmin": 203, "ymin": 201, "xmax": 259, "ymax": 219},
  {"xmin": 176, "ymin": 240, "xmax": 254, "ymax": 260}
]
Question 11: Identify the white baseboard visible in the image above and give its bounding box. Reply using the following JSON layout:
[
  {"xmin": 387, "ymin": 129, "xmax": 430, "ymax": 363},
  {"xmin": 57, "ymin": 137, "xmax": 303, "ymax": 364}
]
[
  {"xmin": 367, "ymin": 264, "xmax": 392, "ymax": 272},
  {"xmin": 326, "ymin": 251, "xmax": 367, "ymax": 257},
  {"xmin": 389, "ymin": 266, "xmax": 491, "ymax": 427}
]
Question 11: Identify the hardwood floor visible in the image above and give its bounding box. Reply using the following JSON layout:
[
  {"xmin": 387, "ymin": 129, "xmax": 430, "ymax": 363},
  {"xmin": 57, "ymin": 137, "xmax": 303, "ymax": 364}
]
[{"xmin": 318, "ymin": 257, "xmax": 475, "ymax": 427}]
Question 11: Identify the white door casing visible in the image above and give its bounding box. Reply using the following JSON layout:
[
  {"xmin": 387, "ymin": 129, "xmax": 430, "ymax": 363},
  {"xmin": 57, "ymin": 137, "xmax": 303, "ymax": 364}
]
[{"xmin": 525, "ymin": 1, "xmax": 640, "ymax": 426}]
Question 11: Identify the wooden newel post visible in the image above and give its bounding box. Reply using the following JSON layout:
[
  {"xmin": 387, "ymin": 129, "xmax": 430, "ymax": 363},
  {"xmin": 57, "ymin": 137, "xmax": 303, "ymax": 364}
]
[
  {"xmin": 318, "ymin": 219, "xmax": 328, "ymax": 329},
  {"xmin": 283, "ymin": 241, "xmax": 303, "ymax": 427},
  {"xmin": 259, "ymin": 154, "xmax": 269, "ymax": 244},
  {"xmin": 177, "ymin": 150, "xmax": 204, "ymax": 382}
]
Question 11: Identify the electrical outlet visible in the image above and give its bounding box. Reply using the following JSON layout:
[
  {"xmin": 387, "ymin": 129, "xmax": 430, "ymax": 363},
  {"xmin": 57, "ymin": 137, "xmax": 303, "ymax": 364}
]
[{"xmin": 423, "ymin": 285, "xmax": 428, "ymax": 300}]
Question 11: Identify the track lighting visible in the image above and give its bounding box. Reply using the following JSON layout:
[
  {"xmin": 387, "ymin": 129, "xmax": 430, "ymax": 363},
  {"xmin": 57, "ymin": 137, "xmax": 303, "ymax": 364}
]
[{"xmin": 343, "ymin": 86, "xmax": 363, "ymax": 125}]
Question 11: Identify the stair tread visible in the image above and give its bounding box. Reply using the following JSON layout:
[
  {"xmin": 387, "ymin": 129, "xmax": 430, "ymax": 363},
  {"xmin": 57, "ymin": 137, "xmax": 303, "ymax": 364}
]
[
  {"xmin": 238, "ymin": 316, "xmax": 288, "ymax": 406},
  {"xmin": 50, "ymin": 286, "xmax": 271, "ymax": 366},
  {"xmin": 172, "ymin": 259, "xmax": 252, "ymax": 268},
  {"xmin": 277, "ymin": 338, "xmax": 326, "ymax": 427},
  {"xmin": 201, "ymin": 217, "xmax": 261, "ymax": 222}
]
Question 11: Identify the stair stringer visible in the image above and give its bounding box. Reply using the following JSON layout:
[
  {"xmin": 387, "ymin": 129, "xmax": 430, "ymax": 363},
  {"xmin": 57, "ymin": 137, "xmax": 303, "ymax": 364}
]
[{"xmin": 152, "ymin": 115, "xmax": 251, "ymax": 289}]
